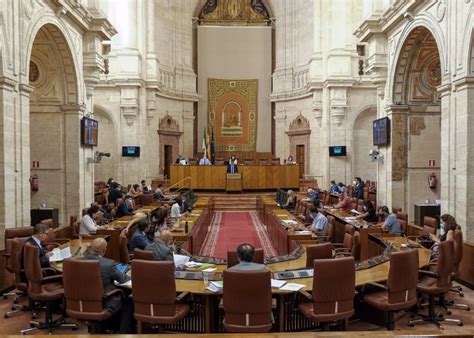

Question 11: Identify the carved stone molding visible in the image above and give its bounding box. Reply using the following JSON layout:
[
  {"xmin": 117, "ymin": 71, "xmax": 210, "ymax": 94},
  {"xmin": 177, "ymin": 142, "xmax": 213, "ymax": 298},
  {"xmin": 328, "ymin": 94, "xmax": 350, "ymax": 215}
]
[
  {"xmin": 286, "ymin": 113, "xmax": 310, "ymax": 136},
  {"xmin": 146, "ymin": 89, "xmax": 156, "ymax": 125},
  {"xmin": 331, "ymin": 106, "xmax": 346, "ymax": 126},
  {"xmin": 312, "ymin": 101, "xmax": 322, "ymax": 126},
  {"xmin": 158, "ymin": 114, "xmax": 182, "ymax": 136}
]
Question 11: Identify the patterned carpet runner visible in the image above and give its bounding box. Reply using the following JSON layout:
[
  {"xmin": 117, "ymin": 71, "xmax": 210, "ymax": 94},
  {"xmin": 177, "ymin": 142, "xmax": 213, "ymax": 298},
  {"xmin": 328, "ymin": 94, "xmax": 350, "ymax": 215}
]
[{"xmin": 199, "ymin": 211, "xmax": 278, "ymax": 259}]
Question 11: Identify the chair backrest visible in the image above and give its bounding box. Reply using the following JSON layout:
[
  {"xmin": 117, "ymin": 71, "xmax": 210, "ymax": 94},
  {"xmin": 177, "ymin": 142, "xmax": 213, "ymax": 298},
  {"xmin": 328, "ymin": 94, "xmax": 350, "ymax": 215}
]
[
  {"xmin": 423, "ymin": 216, "xmax": 438, "ymax": 229},
  {"xmin": 188, "ymin": 158, "xmax": 197, "ymax": 165},
  {"xmin": 72, "ymin": 221, "xmax": 80, "ymax": 238},
  {"xmin": 396, "ymin": 212, "xmax": 408, "ymax": 222},
  {"xmin": 139, "ymin": 194, "xmax": 154, "ymax": 206},
  {"xmin": 259, "ymin": 158, "xmax": 268, "ymax": 165},
  {"xmin": 387, "ymin": 249, "xmax": 419, "ymax": 304},
  {"xmin": 23, "ymin": 243, "xmax": 45, "ymax": 296},
  {"xmin": 342, "ymin": 233, "xmax": 353, "ymax": 250},
  {"xmin": 40, "ymin": 218, "xmax": 53, "ymax": 228},
  {"xmin": 82, "ymin": 208, "xmax": 89, "ymax": 217},
  {"xmin": 134, "ymin": 248, "xmax": 155, "ymax": 260},
  {"xmin": 312, "ymin": 257, "xmax": 355, "ymax": 318},
  {"xmin": 63, "ymin": 259, "xmax": 106, "ymax": 317},
  {"xmin": 272, "ymin": 158, "xmax": 280, "ymax": 165},
  {"xmin": 5, "ymin": 227, "xmax": 34, "ymax": 272},
  {"xmin": 436, "ymin": 240, "xmax": 454, "ymax": 288},
  {"xmin": 223, "ymin": 270, "xmax": 272, "ymax": 332},
  {"xmin": 227, "ymin": 249, "xmax": 264, "ymax": 268},
  {"xmin": 422, "ymin": 225, "xmax": 437, "ymax": 235},
  {"xmin": 452, "ymin": 229, "xmax": 463, "ymax": 275},
  {"xmin": 399, "ymin": 219, "xmax": 407, "ymax": 234},
  {"xmin": 243, "ymin": 159, "xmax": 254, "ymax": 165},
  {"xmin": 215, "ymin": 158, "xmax": 225, "ymax": 165},
  {"xmin": 392, "ymin": 207, "xmax": 402, "ymax": 214},
  {"xmin": 10, "ymin": 237, "xmax": 28, "ymax": 285},
  {"xmin": 132, "ymin": 260, "xmax": 177, "ymax": 317},
  {"xmin": 306, "ymin": 243, "xmax": 332, "ymax": 268},
  {"xmin": 326, "ymin": 215, "xmax": 335, "ymax": 242},
  {"xmin": 119, "ymin": 229, "xmax": 131, "ymax": 264},
  {"xmin": 351, "ymin": 231, "xmax": 361, "ymax": 261}
]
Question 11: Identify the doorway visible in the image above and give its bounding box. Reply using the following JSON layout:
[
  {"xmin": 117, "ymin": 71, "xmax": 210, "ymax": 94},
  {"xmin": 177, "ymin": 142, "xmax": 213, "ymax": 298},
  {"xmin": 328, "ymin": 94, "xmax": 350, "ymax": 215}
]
[
  {"xmin": 164, "ymin": 145, "xmax": 173, "ymax": 179},
  {"xmin": 296, "ymin": 145, "xmax": 305, "ymax": 178}
]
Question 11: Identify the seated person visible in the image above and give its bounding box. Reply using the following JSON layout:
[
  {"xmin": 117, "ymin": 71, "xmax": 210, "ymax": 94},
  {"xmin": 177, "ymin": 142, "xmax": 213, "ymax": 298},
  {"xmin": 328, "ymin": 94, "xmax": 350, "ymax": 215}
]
[
  {"xmin": 128, "ymin": 184, "xmax": 141, "ymax": 197},
  {"xmin": 337, "ymin": 182, "xmax": 347, "ymax": 194},
  {"xmin": 129, "ymin": 220, "xmax": 153, "ymax": 253},
  {"xmin": 430, "ymin": 214, "xmax": 459, "ymax": 257},
  {"xmin": 307, "ymin": 205, "xmax": 328, "ymax": 236},
  {"xmin": 333, "ymin": 192, "xmax": 351, "ymax": 211},
  {"xmin": 355, "ymin": 200, "xmax": 377, "ymax": 223},
  {"xmin": 79, "ymin": 205, "xmax": 104, "ymax": 235},
  {"xmin": 154, "ymin": 184, "xmax": 165, "ymax": 200},
  {"xmin": 199, "ymin": 154, "xmax": 211, "ymax": 165},
  {"xmin": 25, "ymin": 223, "xmax": 54, "ymax": 268},
  {"xmin": 227, "ymin": 155, "xmax": 238, "ymax": 173},
  {"xmin": 140, "ymin": 180, "xmax": 150, "ymax": 193},
  {"xmin": 81, "ymin": 238, "xmax": 132, "ymax": 333},
  {"xmin": 175, "ymin": 154, "xmax": 183, "ymax": 164},
  {"xmin": 228, "ymin": 243, "xmax": 266, "ymax": 271},
  {"xmin": 108, "ymin": 182, "xmax": 123, "ymax": 205},
  {"xmin": 379, "ymin": 206, "xmax": 402, "ymax": 235},
  {"xmin": 116, "ymin": 196, "xmax": 135, "ymax": 218},
  {"xmin": 170, "ymin": 197, "xmax": 183, "ymax": 219},
  {"xmin": 145, "ymin": 230, "xmax": 174, "ymax": 261},
  {"xmin": 329, "ymin": 180, "xmax": 339, "ymax": 194},
  {"xmin": 280, "ymin": 190, "xmax": 295, "ymax": 209},
  {"xmin": 306, "ymin": 188, "xmax": 319, "ymax": 203}
]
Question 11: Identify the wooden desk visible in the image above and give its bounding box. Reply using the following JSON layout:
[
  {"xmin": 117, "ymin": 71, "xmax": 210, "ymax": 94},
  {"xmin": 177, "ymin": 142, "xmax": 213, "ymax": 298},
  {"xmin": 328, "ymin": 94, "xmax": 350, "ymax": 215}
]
[
  {"xmin": 225, "ymin": 174, "xmax": 242, "ymax": 192},
  {"xmin": 170, "ymin": 164, "xmax": 299, "ymax": 190}
]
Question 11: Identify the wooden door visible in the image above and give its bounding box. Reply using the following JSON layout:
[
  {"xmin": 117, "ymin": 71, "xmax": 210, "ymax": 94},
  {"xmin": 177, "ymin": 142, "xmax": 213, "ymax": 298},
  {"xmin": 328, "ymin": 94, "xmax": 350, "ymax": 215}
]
[
  {"xmin": 164, "ymin": 145, "xmax": 172, "ymax": 179},
  {"xmin": 296, "ymin": 145, "xmax": 305, "ymax": 178}
]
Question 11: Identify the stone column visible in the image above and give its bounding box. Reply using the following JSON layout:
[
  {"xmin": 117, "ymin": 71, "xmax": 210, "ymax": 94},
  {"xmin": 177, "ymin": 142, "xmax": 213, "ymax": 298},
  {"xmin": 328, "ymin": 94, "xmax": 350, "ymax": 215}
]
[
  {"xmin": 182, "ymin": 107, "xmax": 195, "ymax": 158},
  {"xmin": 274, "ymin": 110, "xmax": 287, "ymax": 160}
]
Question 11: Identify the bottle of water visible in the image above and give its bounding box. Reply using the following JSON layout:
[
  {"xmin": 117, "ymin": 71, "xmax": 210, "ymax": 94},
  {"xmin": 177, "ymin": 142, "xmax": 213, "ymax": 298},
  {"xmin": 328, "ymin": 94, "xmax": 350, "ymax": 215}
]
[{"xmin": 184, "ymin": 221, "xmax": 189, "ymax": 234}]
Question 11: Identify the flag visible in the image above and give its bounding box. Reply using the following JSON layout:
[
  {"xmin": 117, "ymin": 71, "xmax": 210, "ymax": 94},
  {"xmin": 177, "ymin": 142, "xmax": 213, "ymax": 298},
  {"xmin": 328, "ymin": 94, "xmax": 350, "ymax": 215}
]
[
  {"xmin": 205, "ymin": 127, "xmax": 210, "ymax": 159},
  {"xmin": 202, "ymin": 127, "xmax": 207, "ymax": 156},
  {"xmin": 210, "ymin": 127, "xmax": 216, "ymax": 164}
]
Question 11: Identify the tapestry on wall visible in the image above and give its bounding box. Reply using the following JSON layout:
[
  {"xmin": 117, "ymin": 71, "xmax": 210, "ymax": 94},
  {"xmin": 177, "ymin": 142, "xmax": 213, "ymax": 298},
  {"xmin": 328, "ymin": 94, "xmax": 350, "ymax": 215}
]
[{"xmin": 208, "ymin": 78, "xmax": 257, "ymax": 152}]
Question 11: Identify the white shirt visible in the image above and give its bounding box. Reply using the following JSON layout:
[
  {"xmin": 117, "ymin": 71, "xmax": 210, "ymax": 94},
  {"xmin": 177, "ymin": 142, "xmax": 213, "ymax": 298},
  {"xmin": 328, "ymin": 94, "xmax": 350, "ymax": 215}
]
[
  {"xmin": 171, "ymin": 202, "xmax": 181, "ymax": 218},
  {"xmin": 79, "ymin": 214, "xmax": 98, "ymax": 234}
]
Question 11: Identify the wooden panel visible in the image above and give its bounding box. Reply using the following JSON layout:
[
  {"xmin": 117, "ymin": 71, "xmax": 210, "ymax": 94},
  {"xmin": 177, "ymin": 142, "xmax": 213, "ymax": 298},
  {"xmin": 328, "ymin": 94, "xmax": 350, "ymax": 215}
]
[
  {"xmin": 241, "ymin": 166, "xmax": 252, "ymax": 189},
  {"xmin": 189, "ymin": 166, "xmax": 198, "ymax": 188},
  {"xmin": 170, "ymin": 165, "xmax": 178, "ymax": 186},
  {"xmin": 258, "ymin": 166, "xmax": 266, "ymax": 189},
  {"xmin": 290, "ymin": 165, "xmax": 299, "ymax": 188},
  {"xmin": 216, "ymin": 166, "xmax": 227, "ymax": 189},
  {"xmin": 272, "ymin": 166, "xmax": 280, "ymax": 189},
  {"xmin": 459, "ymin": 241, "xmax": 474, "ymax": 287},
  {"xmin": 250, "ymin": 166, "xmax": 259, "ymax": 188},
  {"xmin": 204, "ymin": 166, "xmax": 212, "ymax": 188},
  {"xmin": 265, "ymin": 166, "xmax": 273, "ymax": 188}
]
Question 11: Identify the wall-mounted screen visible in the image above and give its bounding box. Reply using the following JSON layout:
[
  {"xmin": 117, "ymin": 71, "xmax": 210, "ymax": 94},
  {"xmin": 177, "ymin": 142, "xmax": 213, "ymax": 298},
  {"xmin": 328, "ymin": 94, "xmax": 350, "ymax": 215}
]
[
  {"xmin": 81, "ymin": 117, "xmax": 98, "ymax": 147},
  {"xmin": 122, "ymin": 146, "xmax": 140, "ymax": 157},
  {"xmin": 329, "ymin": 146, "xmax": 347, "ymax": 157},
  {"xmin": 373, "ymin": 116, "xmax": 391, "ymax": 146}
]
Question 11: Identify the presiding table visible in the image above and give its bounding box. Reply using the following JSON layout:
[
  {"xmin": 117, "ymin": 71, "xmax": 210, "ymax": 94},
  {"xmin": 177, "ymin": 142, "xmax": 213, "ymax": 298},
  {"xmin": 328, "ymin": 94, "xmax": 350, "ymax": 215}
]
[{"xmin": 170, "ymin": 164, "xmax": 299, "ymax": 190}]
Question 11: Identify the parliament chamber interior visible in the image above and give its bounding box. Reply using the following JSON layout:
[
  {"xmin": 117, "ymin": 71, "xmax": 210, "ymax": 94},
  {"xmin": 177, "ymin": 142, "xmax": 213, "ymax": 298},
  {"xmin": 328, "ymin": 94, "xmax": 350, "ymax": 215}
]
[{"xmin": 2, "ymin": 0, "xmax": 474, "ymax": 337}]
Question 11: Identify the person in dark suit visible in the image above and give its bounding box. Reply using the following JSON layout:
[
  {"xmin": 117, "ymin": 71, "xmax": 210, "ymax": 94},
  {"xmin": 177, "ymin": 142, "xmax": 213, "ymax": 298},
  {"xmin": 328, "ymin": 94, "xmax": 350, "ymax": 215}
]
[
  {"xmin": 352, "ymin": 177, "xmax": 365, "ymax": 199},
  {"xmin": 24, "ymin": 223, "xmax": 53, "ymax": 268},
  {"xmin": 108, "ymin": 182, "xmax": 123, "ymax": 205},
  {"xmin": 82, "ymin": 238, "xmax": 132, "ymax": 333},
  {"xmin": 129, "ymin": 220, "xmax": 152, "ymax": 253}
]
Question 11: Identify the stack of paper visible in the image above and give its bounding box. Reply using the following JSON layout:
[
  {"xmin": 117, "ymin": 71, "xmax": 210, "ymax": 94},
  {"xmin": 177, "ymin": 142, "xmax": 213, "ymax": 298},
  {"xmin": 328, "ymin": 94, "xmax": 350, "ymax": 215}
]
[
  {"xmin": 49, "ymin": 247, "xmax": 72, "ymax": 262},
  {"xmin": 184, "ymin": 261, "xmax": 202, "ymax": 268},
  {"xmin": 271, "ymin": 279, "xmax": 286, "ymax": 288},
  {"xmin": 279, "ymin": 283, "xmax": 306, "ymax": 292},
  {"xmin": 351, "ymin": 209, "xmax": 362, "ymax": 215},
  {"xmin": 282, "ymin": 219, "xmax": 298, "ymax": 225},
  {"xmin": 206, "ymin": 281, "xmax": 223, "ymax": 293},
  {"xmin": 173, "ymin": 254, "xmax": 190, "ymax": 267}
]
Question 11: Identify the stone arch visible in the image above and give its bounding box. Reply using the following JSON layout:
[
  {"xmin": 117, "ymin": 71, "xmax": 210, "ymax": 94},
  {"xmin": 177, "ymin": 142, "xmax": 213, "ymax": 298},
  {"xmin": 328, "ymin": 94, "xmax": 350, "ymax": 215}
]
[
  {"xmin": 461, "ymin": 6, "xmax": 474, "ymax": 74},
  {"xmin": 286, "ymin": 113, "xmax": 310, "ymax": 177},
  {"xmin": 352, "ymin": 106, "xmax": 377, "ymax": 182},
  {"xmin": 94, "ymin": 105, "xmax": 119, "ymax": 183},
  {"xmin": 389, "ymin": 17, "xmax": 446, "ymax": 105},
  {"xmin": 158, "ymin": 114, "xmax": 183, "ymax": 178},
  {"xmin": 23, "ymin": 14, "xmax": 81, "ymax": 104},
  {"xmin": 193, "ymin": 0, "xmax": 275, "ymax": 19}
]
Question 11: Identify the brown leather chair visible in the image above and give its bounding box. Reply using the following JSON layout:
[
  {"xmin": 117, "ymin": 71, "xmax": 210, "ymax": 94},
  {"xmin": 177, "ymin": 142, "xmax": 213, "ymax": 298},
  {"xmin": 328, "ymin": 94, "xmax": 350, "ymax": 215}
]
[
  {"xmin": 335, "ymin": 231, "xmax": 360, "ymax": 261},
  {"xmin": 333, "ymin": 232, "xmax": 353, "ymax": 255},
  {"xmin": 4, "ymin": 238, "xmax": 30, "ymax": 318},
  {"xmin": 63, "ymin": 259, "xmax": 121, "ymax": 331},
  {"xmin": 119, "ymin": 229, "xmax": 132, "ymax": 264},
  {"xmin": 363, "ymin": 249, "xmax": 419, "ymax": 329},
  {"xmin": 298, "ymin": 257, "xmax": 355, "ymax": 330},
  {"xmin": 444, "ymin": 229, "xmax": 469, "ymax": 311},
  {"xmin": 214, "ymin": 158, "xmax": 225, "ymax": 165},
  {"xmin": 82, "ymin": 208, "xmax": 89, "ymax": 217},
  {"xmin": 392, "ymin": 207, "xmax": 402, "ymax": 214},
  {"xmin": 40, "ymin": 218, "xmax": 54, "ymax": 228},
  {"xmin": 132, "ymin": 260, "xmax": 190, "ymax": 333},
  {"xmin": 21, "ymin": 243, "xmax": 78, "ymax": 334},
  {"xmin": 227, "ymin": 248, "xmax": 264, "ymax": 268},
  {"xmin": 305, "ymin": 242, "xmax": 332, "ymax": 268},
  {"xmin": 188, "ymin": 158, "xmax": 198, "ymax": 165},
  {"xmin": 259, "ymin": 158, "xmax": 268, "ymax": 165},
  {"xmin": 71, "ymin": 221, "xmax": 80, "ymax": 239},
  {"xmin": 423, "ymin": 216, "xmax": 438, "ymax": 230},
  {"xmin": 223, "ymin": 269, "xmax": 272, "ymax": 333},
  {"xmin": 243, "ymin": 159, "xmax": 254, "ymax": 165},
  {"xmin": 134, "ymin": 248, "xmax": 155, "ymax": 261},
  {"xmin": 139, "ymin": 194, "xmax": 154, "ymax": 207},
  {"xmin": 272, "ymin": 158, "xmax": 280, "ymax": 165},
  {"xmin": 408, "ymin": 240, "xmax": 462, "ymax": 328}
]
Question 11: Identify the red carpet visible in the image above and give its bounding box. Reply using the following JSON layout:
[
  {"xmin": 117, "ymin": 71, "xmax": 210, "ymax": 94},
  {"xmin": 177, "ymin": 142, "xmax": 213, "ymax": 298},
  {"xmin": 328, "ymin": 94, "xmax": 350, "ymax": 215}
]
[{"xmin": 200, "ymin": 211, "xmax": 277, "ymax": 259}]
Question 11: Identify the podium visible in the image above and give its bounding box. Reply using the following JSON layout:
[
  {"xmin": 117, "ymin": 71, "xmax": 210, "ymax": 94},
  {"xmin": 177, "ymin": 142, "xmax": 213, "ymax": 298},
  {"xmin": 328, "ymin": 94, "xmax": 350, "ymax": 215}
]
[{"xmin": 226, "ymin": 173, "xmax": 242, "ymax": 193}]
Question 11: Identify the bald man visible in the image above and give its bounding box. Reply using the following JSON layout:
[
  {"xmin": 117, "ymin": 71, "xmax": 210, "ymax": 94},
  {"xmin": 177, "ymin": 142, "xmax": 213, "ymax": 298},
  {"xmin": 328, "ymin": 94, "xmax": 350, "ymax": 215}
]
[
  {"xmin": 144, "ymin": 230, "xmax": 174, "ymax": 261},
  {"xmin": 228, "ymin": 243, "xmax": 266, "ymax": 271},
  {"xmin": 82, "ymin": 238, "xmax": 131, "ymax": 332}
]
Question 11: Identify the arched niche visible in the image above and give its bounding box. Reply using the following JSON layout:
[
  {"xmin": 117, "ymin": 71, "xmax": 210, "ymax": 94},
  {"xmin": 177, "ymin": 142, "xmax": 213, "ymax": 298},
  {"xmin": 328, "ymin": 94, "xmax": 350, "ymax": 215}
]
[
  {"xmin": 352, "ymin": 106, "xmax": 377, "ymax": 182},
  {"xmin": 158, "ymin": 115, "xmax": 183, "ymax": 178},
  {"xmin": 286, "ymin": 113, "xmax": 310, "ymax": 178}
]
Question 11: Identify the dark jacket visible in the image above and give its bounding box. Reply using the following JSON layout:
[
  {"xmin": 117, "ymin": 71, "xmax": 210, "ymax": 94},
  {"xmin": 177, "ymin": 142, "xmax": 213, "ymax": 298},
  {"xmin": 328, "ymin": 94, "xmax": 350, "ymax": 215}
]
[
  {"xmin": 81, "ymin": 253, "xmax": 130, "ymax": 313},
  {"xmin": 116, "ymin": 203, "xmax": 133, "ymax": 218},
  {"xmin": 108, "ymin": 188, "xmax": 123, "ymax": 205},
  {"xmin": 129, "ymin": 231, "xmax": 152, "ymax": 253},
  {"xmin": 24, "ymin": 237, "xmax": 50, "ymax": 268},
  {"xmin": 353, "ymin": 182, "xmax": 364, "ymax": 199}
]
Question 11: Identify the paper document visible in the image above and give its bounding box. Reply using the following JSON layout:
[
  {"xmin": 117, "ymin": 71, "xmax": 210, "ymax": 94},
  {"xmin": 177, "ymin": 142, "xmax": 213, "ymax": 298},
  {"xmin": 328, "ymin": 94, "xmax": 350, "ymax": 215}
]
[
  {"xmin": 279, "ymin": 283, "xmax": 306, "ymax": 292},
  {"xmin": 206, "ymin": 281, "xmax": 223, "ymax": 293},
  {"xmin": 173, "ymin": 254, "xmax": 190, "ymax": 267},
  {"xmin": 203, "ymin": 267, "xmax": 217, "ymax": 273},
  {"xmin": 282, "ymin": 220, "xmax": 298, "ymax": 225},
  {"xmin": 271, "ymin": 279, "xmax": 286, "ymax": 288},
  {"xmin": 351, "ymin": 209, "xmax": 362, "ymax": 215},
  {"xmin": 294, "ymin": 230, "xmax": 312, "ymax": 235},
  {"xmin": 345, "ymin": 216, "xmax": 357, "ymax": 221},
  {"xmin": 184, "ymin": 261, "xmax": 202, "ymax": 268},
  {"xmin": 49, "ymin": 247, "xmax": 72, "ymax": 262}
]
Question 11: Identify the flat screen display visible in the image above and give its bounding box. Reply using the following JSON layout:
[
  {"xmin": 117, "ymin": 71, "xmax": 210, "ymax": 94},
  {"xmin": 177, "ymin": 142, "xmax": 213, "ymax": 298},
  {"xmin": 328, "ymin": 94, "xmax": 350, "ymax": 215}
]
[
  {"xmin": 122, "ymin": 146, "xmax": 140, "ymax": 157},
  {"xmin": 373, "ymin": 116, "xmax": 391, "ymax": 146},
  {"xmin": 81, "ymin": 117, "xmax": 98, "ymax": 147},
  {"xmin": 329, "ymin": 146, "xmax": 346, "ymax": 157}
]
